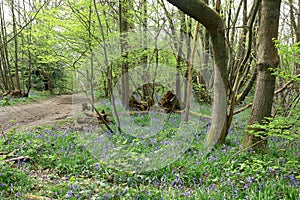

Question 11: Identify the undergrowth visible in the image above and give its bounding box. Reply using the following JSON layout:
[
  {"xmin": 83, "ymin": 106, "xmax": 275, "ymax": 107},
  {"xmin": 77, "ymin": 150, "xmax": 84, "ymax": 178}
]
[{"xmin": 0, "ymin": 110, "xmax": 299, "ymax": 199}]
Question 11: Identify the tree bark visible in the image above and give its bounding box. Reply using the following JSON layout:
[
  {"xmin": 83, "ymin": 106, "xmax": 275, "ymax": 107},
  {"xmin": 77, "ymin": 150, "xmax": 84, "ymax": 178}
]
[
  {"xmin": 166, "ymin": 0, "xmax": 229, "ymax": 146},
  {"xmin": 242, "ymin": 0, "xmax": 281, "ymax": 150},
  {"xmin": 119, "ymin": 0, "xmax": 130, "ymax": 109},
  {"xmin": 184, "ymin": 21, "xmax": 199, "ymax": 122},
  {"xmin": 11, "ymin": 0, "xmax": 21, "ymax": 91}
]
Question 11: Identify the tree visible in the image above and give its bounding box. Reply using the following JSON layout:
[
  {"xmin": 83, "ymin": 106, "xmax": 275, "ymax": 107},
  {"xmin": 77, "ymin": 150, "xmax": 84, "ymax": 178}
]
[
  {"xmin": 242, "ymin": 0, "xmax": 282, "ymax": 150},
  {"xmin": 119, "ymin": 0, "xmax": 131, "ymax": 109},
  {"xmin": 166, "ymin": 0, "xmax": 229, "ymax": 146}
]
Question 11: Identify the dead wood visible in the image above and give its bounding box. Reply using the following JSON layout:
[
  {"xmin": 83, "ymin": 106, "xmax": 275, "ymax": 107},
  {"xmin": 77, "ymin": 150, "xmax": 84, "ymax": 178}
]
[
  {"xmin": 2, "ymin": 156, "xmax": 30, "ymax": 163},
  {"xmin": 129, "ymin": 95, "xmax": 150, "ymax": 111},
  {"xmin": 24, "ymin": 194, "xmax": 51, "ymax": 200},
  {"xmin": 1, "ymin": 90, "xmax": 28, "ymax": 98},
  {"xmin": 83, "ymin": 110, "xmax": 112, "ymax": 124},
  {"xmin": 158, "ymin": 91, "xmax": 182, "ymax": 113}
]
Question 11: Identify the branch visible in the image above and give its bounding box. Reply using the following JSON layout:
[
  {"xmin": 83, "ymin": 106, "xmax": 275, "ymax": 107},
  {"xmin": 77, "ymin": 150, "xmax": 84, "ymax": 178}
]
[
  {"xmin": 119, "ymin": 109, "xmax": 212, "ymax": 119},
  {"xmin": 274, "ymin": 74, "xmax": 300, "ymax": 95},
  {"xmin": 79, "ymin": 81, "xmax": 113, "ymax": 133},
  {"xmin": 2, "ymin": 156, "xmax": 30, "ymax": 163},
  {"xmin": 233, "ymin": 74, "xmax": 300, "ymax": 115},
  {"xmin": 233, "ymin": 103, "xmax": 253, "ymax": 115},
  {"xmin": 0, "ymin": 1, "xmax": 49, "ymax": 48}
]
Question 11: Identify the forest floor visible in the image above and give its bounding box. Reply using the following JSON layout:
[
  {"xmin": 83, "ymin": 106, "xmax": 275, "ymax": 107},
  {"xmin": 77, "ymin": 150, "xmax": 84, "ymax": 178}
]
[
  {"xmin": 0, "ymin": 94, "xmax": 88, "ymax": 134},
  {"xmin": 1, "ymin": 95, "xmax": 299, "ymax": 199}
]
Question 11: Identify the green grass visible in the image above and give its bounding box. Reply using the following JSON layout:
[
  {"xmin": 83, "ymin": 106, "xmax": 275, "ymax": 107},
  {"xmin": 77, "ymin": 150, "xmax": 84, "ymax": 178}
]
[{"xmin": 0, "ymin": 110, "xmax": 299, "ymax": 199}]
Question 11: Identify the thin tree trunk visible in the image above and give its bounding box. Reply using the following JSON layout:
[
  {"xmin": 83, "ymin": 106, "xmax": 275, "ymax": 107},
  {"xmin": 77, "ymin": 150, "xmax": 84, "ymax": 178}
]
[
  {"xmin": 183, "ymin": 17, "xmax": 192, "ymax": 102},
  {"xmin": 238, "ymin": 68, "xmax": 257, "ymax": 103},
  {"xmin": 175, "ymin": 13, "xmax": 185, "ymax": 102},
  {"xmin": 93, "ymin": 0, "xmax": 121, "ymax": 132},
  {"xmin": 184, "ymin": 21, "xmax": 199, "ymax": 122},
  {"xmin": 88, "ymin": 1, "xmax": 95, "ymax": 111},
  {"xmin": 0, "ymin": 2, "xmax": 14, "ymax": 91},
  {"xmin": 119, "ymin": 0, "xmax": 130, "ymax": 108},
  {"xmin": 11, "ymin": 0, "xmax": 21, "ymax": 91},
  {"xmin": 141, "ymin": 0, "xmax": 150, "ymax": 101}
]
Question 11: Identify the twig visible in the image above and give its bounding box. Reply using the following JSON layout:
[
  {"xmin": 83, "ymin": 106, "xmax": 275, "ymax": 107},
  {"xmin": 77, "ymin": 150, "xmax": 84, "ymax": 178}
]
[
  {"xmin": 79, "ymin": 81, "xmax": 113, "ymax": 133},
  {"xmin": 2, "ymin": 156, "xmax": 30, "ymax": 163}
]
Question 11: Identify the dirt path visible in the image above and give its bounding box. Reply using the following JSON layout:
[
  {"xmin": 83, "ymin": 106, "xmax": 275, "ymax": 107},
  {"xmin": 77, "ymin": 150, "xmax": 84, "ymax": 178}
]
[{"xmin": 0, "ymin": 95, "xmax": 88, "ymax": 133}]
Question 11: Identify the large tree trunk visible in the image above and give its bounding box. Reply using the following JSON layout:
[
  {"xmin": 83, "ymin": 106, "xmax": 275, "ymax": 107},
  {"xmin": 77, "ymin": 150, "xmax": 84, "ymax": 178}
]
[
  {"xmin": 242, "ymin": 0, "xmax": 281, "ymax": 150},
  {"xmin": 166, "ymin": 0, "xmax": 229, "ymax": 146}
]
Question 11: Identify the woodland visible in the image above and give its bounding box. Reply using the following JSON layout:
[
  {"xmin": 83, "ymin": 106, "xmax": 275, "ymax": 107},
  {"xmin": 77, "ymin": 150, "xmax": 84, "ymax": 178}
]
[{"xmin": 0, "ymin": 0, "xmax": 299, "ymax": 199}]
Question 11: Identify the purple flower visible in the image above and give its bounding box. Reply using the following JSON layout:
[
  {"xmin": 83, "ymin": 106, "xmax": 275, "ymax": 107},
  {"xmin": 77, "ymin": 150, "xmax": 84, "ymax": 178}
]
[
  {"xmin": 67, "ymin": 190, "xmax": 73, "ymax": 197},
  {"xmin": 182, "ymin": 191, "xmax": 190, "ymax": 196},
  {"xmin": 289, "ymin": 174, "xmax": 295, "ymax": 181},
  {"xmin": 268, "ymin": 168, "xmax": 274, "ymax": 173},
  {"xmin": 244, "ymin": 182, "xmax": 250, "ymax": 189},
  {"xmin": 195, "ymin": 161, "xmax": 201, "ymax": 165},
  {"xmin": 199, "ymin": 178, "xmax": 203, "ymax": 185},
  {"xmin": 209, "ymin": 184, "xmax": 216, "ymax": 191},
  {"xmin": 226, "ymin": 180, "xmax": 231, "ymax": 186}
]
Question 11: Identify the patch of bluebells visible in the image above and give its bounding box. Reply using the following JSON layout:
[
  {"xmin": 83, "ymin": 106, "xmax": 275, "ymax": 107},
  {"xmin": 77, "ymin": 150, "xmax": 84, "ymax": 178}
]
[
  {"xmin": 288, "ymin": 174, "xmax": 300, "ymax": 187},
  {"xmin": 244, "ymin": 176, "xmax": 255, "ymax": 189}
]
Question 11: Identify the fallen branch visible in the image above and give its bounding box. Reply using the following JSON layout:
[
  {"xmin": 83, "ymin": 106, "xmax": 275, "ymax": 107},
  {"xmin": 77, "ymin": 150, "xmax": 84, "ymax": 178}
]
[
  {"xmin": 79, "ymin": 81, "xmax": 113, "ymax": 133},
  {"xmin": 83, "ymin": 110, "xmax": 112, "ymax": 124},
  {"xmin": 119, "ymin": 109, "xmax": 212, "ymax": 119},
  {"xmin": 178, "ymin": 110, "xmax": 212, "ymax": 119},
  {"xmin": 24, "ymin": 194, "xmax": 51, "ymax": 200},
  {"xmin": 2, "ymin": 156, "xmax": 30, "ymax": 163}
]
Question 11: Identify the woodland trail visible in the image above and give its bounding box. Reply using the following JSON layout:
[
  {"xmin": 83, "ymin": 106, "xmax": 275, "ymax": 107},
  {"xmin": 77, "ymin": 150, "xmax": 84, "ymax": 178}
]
[{"xmin": 0, "ymin": 94, "xmax": 88, "ymax": 134}]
